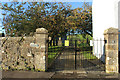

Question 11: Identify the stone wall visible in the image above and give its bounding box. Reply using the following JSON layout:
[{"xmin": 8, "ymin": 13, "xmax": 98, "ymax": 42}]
[
  {"xmin": 1, "ymin": 37, "xmax": 36, "ymax": 70},
  {"xmin": 1, "ymin": 28, "xmax": 48, "ymax": 71}
]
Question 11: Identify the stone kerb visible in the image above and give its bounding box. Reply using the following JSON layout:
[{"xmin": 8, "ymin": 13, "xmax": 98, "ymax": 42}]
[
  {"xmin": 35, "ymin": 28, "xmax": 48, "ymax": 71},
  {"xmin": 104, "ymin": 27, "xmax": 119, "ymax": 73}
]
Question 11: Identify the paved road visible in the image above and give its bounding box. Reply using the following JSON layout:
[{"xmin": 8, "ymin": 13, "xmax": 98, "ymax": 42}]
[
  {"xmin": 1, "ymin": 71, "xmax": 120, "ymax": 80},
  {"xmin": 2, "ymin": 71, "xmax": 55, "ymax": 79},
  {"xmin": 52, "ymin": 71, "xmax": 119, "ymax": 79}
]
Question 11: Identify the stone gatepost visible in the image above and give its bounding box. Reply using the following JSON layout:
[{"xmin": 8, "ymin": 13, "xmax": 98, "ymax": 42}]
[
  {"xmin": 35, "ymin": 28, "xmax": 48, "ymax": 71},
  {"xmin": 104, "ymin": 27, "xmax": 119, "ymax": 73}
]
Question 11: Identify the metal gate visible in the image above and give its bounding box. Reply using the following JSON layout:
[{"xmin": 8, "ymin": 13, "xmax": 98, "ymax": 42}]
[{"xmin": 47, "ymin": 38, "xmax": 105, "ymax": 72}]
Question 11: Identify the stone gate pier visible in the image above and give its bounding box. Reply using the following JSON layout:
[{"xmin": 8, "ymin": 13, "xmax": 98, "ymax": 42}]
[{"xmin": 104, "ymin": 27, "xmax": 119, "ymax": 73}]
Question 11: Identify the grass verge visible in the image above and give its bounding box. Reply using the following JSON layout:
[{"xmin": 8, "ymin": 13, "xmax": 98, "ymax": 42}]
[
  {"xmin": 48, "ymin": 46, "xmax": 63, "ymax": 65},
  {"xmin": 82, "ymin": 51, "xmax": 97, "ymax": 60}
]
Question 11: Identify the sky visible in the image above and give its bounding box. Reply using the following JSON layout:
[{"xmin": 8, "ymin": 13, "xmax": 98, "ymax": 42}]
[{"xmin": 0, "ymin": 0, "xmax": 92, "ymax": 33}]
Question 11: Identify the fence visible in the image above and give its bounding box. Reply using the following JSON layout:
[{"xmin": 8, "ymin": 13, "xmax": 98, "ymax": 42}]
[{"xmin": 92, "ymin": 39, "xmax": 105, "ymax": 63}]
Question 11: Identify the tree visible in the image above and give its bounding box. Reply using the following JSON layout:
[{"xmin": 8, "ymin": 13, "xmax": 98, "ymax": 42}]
[
  {"xmin": 1, "ymin": 2, "xmax": 92, "ymax": 39},
  {"xmin": 66, "ymin": 2, "xmax": 92, "ymax": 37},
  {"xmin": 2, "ymin": 2, "xmax": 49, "ymax": 36},
  {"xmin": 1, "ymin": 2, "xmax": 71, "ymax": 38}
]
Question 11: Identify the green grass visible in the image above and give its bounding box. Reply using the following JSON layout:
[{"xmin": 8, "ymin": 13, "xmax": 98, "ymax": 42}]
[
  {"xmin": 67, "ymin": 34, "xmax": 93, "ymax": 40},
  {"xmin": 67, "ymin": 34, "xmax": 93, "ymax": 47},
  {"xmin": 82, "ymin": 51, "xmax": 97, "ymax": 60},
  {"xmin": 48, "ymin": 52, "xmax": 58, "ymax": 64},
  {"xmin": 48, "ymin": 46, "xmax": 63, "ymax": 51},
  {"xmin": 48, "ymin": 46, "xmax": 61, "ymax": 48},
  {"xmin": 48, "ymin": 46, "xmax": 63, "ymax": 65}
]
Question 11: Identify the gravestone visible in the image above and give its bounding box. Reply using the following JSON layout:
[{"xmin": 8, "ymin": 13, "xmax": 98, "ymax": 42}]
[{"xmin": 58, "ymin": 37, "xmax": 62, "ymax": 46}]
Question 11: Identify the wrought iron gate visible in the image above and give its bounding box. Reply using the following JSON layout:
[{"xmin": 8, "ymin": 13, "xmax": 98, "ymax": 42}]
[{"xmin": 47, "ymin": 38, "xmax": 105, "ymax": 72}]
